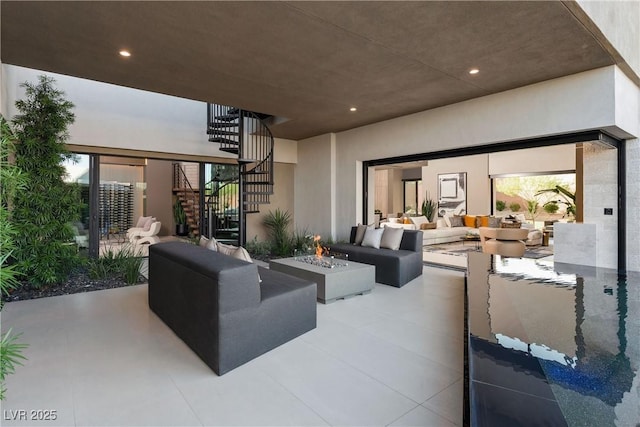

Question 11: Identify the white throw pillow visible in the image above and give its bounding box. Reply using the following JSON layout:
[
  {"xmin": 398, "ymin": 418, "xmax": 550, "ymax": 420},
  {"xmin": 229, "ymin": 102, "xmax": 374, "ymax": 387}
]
[
  {"xmin": 361, "ymin": 228, "xmax": 384, "ymax": 249},
  {"xmin": 232, "ymin": 246, "xmax": 253, "ymax": 263},
  {"xmin": 142, "ymin": 216, "xmax": 156, "ymax": 231},
  {"xmin": 443, "ymin": 215, "xmax": 453, "ymax": 228},
  {"xmin": 199, "ymin": 236, "xmax": 210, "ymax": 248},
  {"xmin": 136, "ymin": 216, "xmax": 151, "ymax": 228},
  {"xmin": 216, "ymin": 242, "xmax": 237, "ymax": 256},
  {"xmin": 380, "ymin": 227, "xmax": 404, "ymax": 250},
  {"xmin": 410, "ymin": 216, "xmax": 429, "ymax": 228}
]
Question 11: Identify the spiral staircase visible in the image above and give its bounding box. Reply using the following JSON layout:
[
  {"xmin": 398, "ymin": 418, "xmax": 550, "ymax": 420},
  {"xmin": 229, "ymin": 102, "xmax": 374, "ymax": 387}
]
[{"xmin": 206, "ymin": 104, "xmax": 275, "ymax": 244}]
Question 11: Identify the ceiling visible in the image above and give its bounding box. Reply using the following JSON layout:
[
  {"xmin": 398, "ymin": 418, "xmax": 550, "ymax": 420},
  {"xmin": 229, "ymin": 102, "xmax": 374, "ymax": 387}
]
[{"xmin": 1, "ymin": 1, "xmax": 617, "ymax": 140}]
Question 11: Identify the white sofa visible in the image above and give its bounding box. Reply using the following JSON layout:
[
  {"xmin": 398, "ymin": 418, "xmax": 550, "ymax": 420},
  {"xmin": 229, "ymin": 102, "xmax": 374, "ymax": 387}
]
[
  {"xmin": 382, "ymin": 214, "xmax": 543, "ymax": 246},
  {"xmin": 382, "ymin": 216, "xmax": 475, "ymax": 245}
]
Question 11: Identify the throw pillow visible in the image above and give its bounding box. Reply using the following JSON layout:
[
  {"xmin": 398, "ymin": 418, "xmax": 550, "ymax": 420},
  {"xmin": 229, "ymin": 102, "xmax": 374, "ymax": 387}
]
[
  {"xmin": 420, "ymin": 222, "xmax": 437, "ymax": 230},
  {"xmin": 143, "ymin": 217, "xmax": 156, "ymax": 231},
  {"xmin": 463, "ymin": 215, "xmax": 476, "ymax": 228},
  {"xmin": 477, "ymin": 216, "xmax": 490, "ymax": 227},
  {"xmin": 232, "ymin": 246, "xmax": 253, "ymax": 263},
  {"xmin": 136, "ymin": 216, "xmax": 151, "ymax": 228},
  {"xmin": 488, "ymin": 216, "xmax": 502, "ymax": 228},
  {"xmin": 410, "ymin": 216, "xmax": 429, "ymax": 228},
  {"xmin": 216, "ymin": 242, "xmax": 237, "ymax": 256},
  {"xmin": 206, "ymin": 236, "xmax": 218, "ymax": 251},
  {"xmin": 403, "ymin": 217, "xmax": 412, "ymax": 225},
  {"xmin": 380, "ymin": 227, "xmax": 404, "ymax": 250},
  {"xmin": 199, "ymin": 236, "xmax": 210, "ymax": 247},
  {"xmin": 450, "ymin": 215, "xmax": 464, "ymax": 227},
  {"xmin": 354, "ymin": 224, "xmax": 368, "ymax": 245},
  {"xmin": 361, "ymin": 227, "xmax": 384, "ymax": 249},
  {"xmin": 443, "ymin": 215, "xmax": 452, "ymax": 227}
]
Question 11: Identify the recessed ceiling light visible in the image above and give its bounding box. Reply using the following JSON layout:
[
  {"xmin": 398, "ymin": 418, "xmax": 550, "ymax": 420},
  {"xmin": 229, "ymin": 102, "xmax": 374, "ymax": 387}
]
[
  {"xmin": 469, "ymin": 68, "xmax": 479, "ymax": 75},
  {"xmin": 350, "ymin": 107, "xmax": 357, "ymax": 112},
  {"xmin": 119, "ymin": 50, "xmax": 131, "ymax": 57}
]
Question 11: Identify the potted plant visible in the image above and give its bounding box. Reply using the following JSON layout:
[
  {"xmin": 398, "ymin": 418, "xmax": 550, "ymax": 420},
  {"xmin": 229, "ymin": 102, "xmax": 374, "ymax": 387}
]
[
  {"xmin": 421, "ymin": 192, "xmax": 437, "ymax": 222},
  {"xmin": 173, "ymin": 200, "xmax": 188, "ymax": 236}
]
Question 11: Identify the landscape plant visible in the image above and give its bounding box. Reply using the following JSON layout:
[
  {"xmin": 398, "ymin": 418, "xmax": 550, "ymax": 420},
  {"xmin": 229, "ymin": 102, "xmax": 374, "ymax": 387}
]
[
  {"xmin": 421, "ymin": 192, "xmax": 437, "ymax": 222},
  {"xmin": 509, "ymin": 202, "xmax": 521, "ymax": 212},
  {"xmin": 262, "ymin": 208, "xmax": 293, "ymax": 257},
  {"xmin": 536, "ymin": 185, "xmax": 576, "ymax": 219},
  {"xmin": 11, "ymin": 75, "xmax": 81, "ymax": 287},
  {"xmin": 86, "ymin": 245, "xmax": 144, "ymax": 285},
  {"xmin": 525, "ymin": 199, "xmax": 539, "ymax": 224},
  {"xmin": 543, "ymin": 202, "xmax": 560, "ymax": 214},
  {"xmin": 0, "ymin": 116, "xmax": 28, "ymax": 400},
  {"xmin": 495, "ymin": 200, "xmax": 506, "ymax": 211}
]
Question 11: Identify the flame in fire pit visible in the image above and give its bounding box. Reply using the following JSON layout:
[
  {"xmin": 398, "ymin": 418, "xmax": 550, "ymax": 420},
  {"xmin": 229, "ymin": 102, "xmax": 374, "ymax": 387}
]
[{"xmin": 314, "ymin": 235, "xmax": 326, "ymax": 257}]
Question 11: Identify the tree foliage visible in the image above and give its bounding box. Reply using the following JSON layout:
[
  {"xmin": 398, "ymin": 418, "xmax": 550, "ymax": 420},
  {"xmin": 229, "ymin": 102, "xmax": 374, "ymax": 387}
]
[
  {"xmin": 11, "ymin": 76, "xmax": 81, "ymax": 287},
  {"xmin": 0, "ymin": 116, "xmax": 28, "ymax": 400}
]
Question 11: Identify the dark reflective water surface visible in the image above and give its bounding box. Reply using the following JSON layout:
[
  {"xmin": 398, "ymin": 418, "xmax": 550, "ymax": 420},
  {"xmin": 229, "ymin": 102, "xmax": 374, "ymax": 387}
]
[{"xmin": 466, "ymin": 252, "xmax": 639, "ymax": 427}]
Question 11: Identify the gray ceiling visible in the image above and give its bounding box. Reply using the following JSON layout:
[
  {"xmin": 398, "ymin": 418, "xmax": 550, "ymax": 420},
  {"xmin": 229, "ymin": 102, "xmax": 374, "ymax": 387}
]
[{"xmin": 1, "ymin": 1, "xmax": 616, "ymax": 140}]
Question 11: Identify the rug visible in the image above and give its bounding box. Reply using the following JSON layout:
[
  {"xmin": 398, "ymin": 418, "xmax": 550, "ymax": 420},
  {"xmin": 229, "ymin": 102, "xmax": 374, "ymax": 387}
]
[{"xmin": 424, "ymin": 242, "xmax": 553, "ymax": 259}]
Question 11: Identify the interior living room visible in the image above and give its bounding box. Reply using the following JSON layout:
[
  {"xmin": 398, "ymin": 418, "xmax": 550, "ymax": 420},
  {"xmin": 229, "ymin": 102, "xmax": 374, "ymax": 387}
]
[{"xmin": 1, "ymin": 2, "xmax": 638, "ymax": 427}]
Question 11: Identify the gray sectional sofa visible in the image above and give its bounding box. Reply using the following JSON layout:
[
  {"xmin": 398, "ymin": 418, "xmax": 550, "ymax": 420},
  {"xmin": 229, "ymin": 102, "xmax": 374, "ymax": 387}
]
[
  {"xmin": 329, "ymin": 227, "xmax": 423, "ymax": 287},
  {"xmin": 148, "ymin": 241, "xmax": 317, "ymax": 376}
]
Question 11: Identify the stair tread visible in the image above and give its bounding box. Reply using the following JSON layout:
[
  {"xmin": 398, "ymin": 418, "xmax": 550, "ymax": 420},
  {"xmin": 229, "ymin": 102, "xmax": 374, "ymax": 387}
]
[
  {"xmin": 208, "ymin": 129, "xmax": 239, "ymax": 136},
  {"xmin": 208, "ymin": 122, "xmax": 239, "ymax": 128},
  {"xmin": 214, "ymin": 113, "xmax": 240, "ymax": 121},
  {"xmin": 210, "ymin": 137, "xmax": 239, "ymax": 144}
]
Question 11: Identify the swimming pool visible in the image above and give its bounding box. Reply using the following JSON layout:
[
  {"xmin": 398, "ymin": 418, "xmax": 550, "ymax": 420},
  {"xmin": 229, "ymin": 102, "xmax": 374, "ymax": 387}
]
[{"xmin": 465, "ymin": 252, "xmax": 639, "ymax": 426}]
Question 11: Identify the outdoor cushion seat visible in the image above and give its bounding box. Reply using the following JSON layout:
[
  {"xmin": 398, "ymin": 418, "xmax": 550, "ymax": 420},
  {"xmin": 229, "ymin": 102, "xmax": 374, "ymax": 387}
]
[
  {"xmin": 329, "ymin": 228, "xmax": 423, "ymax": 287},
  {"xmin": 129, "ymin": 221, "xmax": 161, "ymax": 244},
  {"xmin": 148, "ymin": 241, "xmax": 317, "ymax": 376}
]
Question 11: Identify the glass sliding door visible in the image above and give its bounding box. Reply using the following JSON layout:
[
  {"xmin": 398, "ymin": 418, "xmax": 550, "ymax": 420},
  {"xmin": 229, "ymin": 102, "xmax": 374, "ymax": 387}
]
[
  {"xmin": 62, "ymin": 153, "xmax": 92, "ymax": 255},
  {"xmin": 202, "ymin": 162, "xmax": 240, "ymax": 245}
]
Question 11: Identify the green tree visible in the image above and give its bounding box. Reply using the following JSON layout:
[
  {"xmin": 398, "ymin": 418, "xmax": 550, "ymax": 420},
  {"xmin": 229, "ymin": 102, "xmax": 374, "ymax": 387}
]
[
  {"xmin": 11, "ymin": 76, "xmax": 81, "ymax": 287},
  {"xmin": 0, "ymin": 116, "xmax": 28, "ymax": 400}
]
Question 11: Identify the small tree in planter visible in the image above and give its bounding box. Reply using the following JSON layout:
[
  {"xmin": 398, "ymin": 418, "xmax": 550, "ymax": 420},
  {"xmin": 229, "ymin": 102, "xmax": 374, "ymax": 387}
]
[
  {"xmin": 421, "ymin": 192, "xmax": 437, "ymax": 222},
  {"xmin": 174, "ymin": 200, "xmax": 189, "ymax": 236},
  {"xmin": 495, "ymin": 200, "xmax": 506, "ymax": 211},
  {"xmin": 11, "ymin": 76, "xmax": 81, "ymax": 287}
]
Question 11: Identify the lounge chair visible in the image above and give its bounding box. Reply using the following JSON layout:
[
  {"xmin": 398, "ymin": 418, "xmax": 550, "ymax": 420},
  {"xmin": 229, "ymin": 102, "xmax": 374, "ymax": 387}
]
[{"xmin": 129, "ymin": 221, "xmax": 161, "ymax": 245}]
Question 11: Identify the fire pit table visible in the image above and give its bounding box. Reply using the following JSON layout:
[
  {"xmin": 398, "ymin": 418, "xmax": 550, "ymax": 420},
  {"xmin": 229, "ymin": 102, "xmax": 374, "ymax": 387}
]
[{"xmin": 269, "ymin": 256, "xmax": 375, "ymax": 304}]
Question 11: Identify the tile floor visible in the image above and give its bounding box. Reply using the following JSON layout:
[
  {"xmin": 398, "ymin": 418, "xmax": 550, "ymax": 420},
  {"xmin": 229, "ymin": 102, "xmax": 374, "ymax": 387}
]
[{"xmin": 1, "ymin": 266, "xmax": 465, "ymax": 426}]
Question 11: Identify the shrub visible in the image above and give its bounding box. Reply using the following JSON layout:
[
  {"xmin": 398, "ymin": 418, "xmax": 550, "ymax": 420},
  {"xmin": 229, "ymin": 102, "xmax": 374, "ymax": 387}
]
[
  {"xmin": 509, "ymin": 202, "xmax": 521, "ymax": 212},
  {"xmin": 495, "ymin": 200, "xmax": 506, "ymax": 211},
  {"xmin": 11, "ymin": 76, "xmax": 81, "ymax": 287},
  {"xmin": 245, "ymin": 237, "xmax": 272, "ymax": 258},
  {"xmin": 0, "ymin": 116, "xmax": 28, "ymax": 400},
  {"xmin": 87, "ymin": 245, "xmax": 143, "ymax": 285},
  {"xmin": 544, "ymin": 202, "xmax": 560, "ymax": 214},
  {"xmin": 263, "ymin": 209, "xmax": 293, "ymax": 257}
]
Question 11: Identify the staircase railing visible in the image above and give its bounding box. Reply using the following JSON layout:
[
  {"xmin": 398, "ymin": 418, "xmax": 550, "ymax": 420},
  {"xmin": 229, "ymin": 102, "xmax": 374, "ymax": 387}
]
[
  {"xmin": 207, "ymin": 103, "xmax": 274, "ymax": 244},
  {"xmin": 172, "ymin": 163, "xmax": 199, "ymax": 235}
]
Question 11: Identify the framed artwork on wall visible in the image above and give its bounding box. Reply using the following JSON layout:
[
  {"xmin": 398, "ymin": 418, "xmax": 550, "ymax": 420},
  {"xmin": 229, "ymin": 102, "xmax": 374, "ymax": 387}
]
[{"xmin": 438, "ymin": 172, "xmax": 467, "ymax": 217}]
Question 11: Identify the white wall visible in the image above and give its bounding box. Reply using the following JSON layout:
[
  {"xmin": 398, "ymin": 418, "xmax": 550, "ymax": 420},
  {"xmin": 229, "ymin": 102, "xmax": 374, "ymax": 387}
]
[
  {"xmin": 489, "ymin": 145, "xmax": 576, "ymax": 176},
  {"xmin": 2, "ymin": 65, "xmax": 299, "ymax": 163},
  {"xmin": 334, "ymin": 67, "xmax": 622, "ymax": 230},
  {"xmin": 294, "ymin": 133, "xmax": 336, "ymax": 239},
  {"xmin": 577, "ymin": 0, "xmax": 640, "ymax": 79},
  {"xmin": 421, "ymin": 155, "xmax": 491, "ymax": 216},
  {"xmin": 327, "ymin": 66, "xmax": 640, "ymax": 269}
]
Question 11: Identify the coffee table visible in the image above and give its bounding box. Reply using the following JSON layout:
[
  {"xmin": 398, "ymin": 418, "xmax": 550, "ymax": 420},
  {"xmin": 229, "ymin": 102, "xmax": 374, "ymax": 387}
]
[
  {"xmin": 269, "ymin": 257, "xmax": 375, "ymax": 304},
  {"xmin": 461, "ymin": 235, "xmax": 481, "ymax": 250}
]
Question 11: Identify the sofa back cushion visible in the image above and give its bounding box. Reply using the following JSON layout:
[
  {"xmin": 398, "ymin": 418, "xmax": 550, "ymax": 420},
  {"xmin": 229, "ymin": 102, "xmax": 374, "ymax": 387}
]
[
  {"xmin": 361, "ymin": 228, "xmax": 384, "ymax": 249},
  {"xmin": 410, "ymin": 216, "xmax": 429, "ymax": 228},
  {"xmin": 149, "ymin": 242, "xmax": 261, "ymax": 314},
  {"xmin": 354, "ymin": 224, "xmax": 369, "ymax": 245},
  {"xmin": 380, "ymin": 227, "xmax": 404, "ymax": 250}
]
